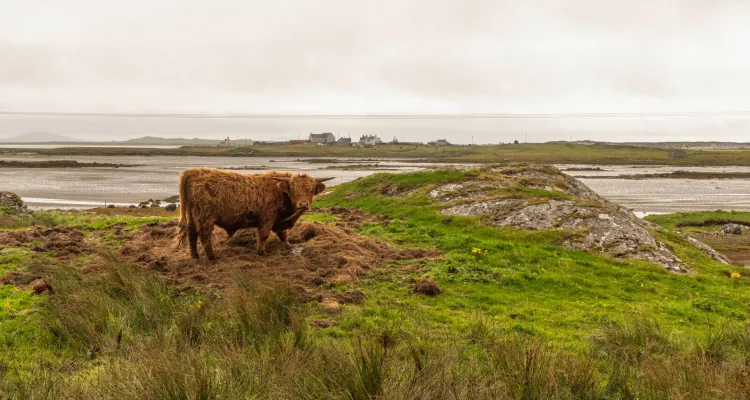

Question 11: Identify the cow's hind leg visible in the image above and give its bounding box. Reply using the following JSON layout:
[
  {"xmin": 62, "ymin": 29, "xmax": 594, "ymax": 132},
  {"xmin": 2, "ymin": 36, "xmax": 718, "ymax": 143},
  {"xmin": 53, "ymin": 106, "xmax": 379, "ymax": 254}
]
[
  {"xmin": 199, "ymin": 224, "xmax": 216, "ymax": 261},
  {"xmin": 188, "ymin": 222, "xmax": 200, "ymax": 260}
]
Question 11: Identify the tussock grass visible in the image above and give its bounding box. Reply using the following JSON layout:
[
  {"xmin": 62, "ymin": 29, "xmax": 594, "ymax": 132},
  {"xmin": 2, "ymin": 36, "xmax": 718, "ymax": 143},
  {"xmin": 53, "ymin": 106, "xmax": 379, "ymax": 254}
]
[
  {"xmin": 3, "ymin": 255, "xmax": 750, "ymax": 399},
  {"xmin": 0, "ymin": 208, "xmax": 60, "ymax": 229}
]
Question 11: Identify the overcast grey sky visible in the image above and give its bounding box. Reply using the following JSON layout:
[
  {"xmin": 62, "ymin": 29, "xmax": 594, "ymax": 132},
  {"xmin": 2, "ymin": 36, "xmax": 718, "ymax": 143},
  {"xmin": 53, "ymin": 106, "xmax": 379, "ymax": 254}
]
[{"xmin": 2, "ymin": 0, "xmax": 750, "ymax": 143}]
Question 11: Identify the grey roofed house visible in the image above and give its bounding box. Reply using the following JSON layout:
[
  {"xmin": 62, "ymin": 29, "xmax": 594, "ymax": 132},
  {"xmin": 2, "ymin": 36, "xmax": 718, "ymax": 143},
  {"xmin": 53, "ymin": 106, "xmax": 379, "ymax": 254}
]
[
  {"xmin": 427, "ymin": 139, "xmax": 452, "ymax": 146},
  {"xmin": 309, "ymin": 132, "xmax": 336, "ymax": 144},
  {"xmin": 335, "ymin": 137, "xmax": 352, "ymax": 146}
]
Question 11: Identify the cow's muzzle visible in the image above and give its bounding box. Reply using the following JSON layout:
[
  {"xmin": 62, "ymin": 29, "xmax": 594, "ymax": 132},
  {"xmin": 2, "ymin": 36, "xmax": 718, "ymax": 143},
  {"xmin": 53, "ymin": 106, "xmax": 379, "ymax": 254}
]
[{"xmin": 283, "ymin": 206, "xmax": 308, "ymax": 222}]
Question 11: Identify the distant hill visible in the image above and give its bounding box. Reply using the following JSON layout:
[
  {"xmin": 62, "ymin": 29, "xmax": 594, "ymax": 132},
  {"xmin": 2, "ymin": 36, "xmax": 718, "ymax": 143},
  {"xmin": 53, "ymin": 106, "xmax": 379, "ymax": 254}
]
[
  {"xmin": 0, "ymin": 134, "xmax": 250, "ymax": 146},
  {"xmin": 120, "ymin": 136, "xmax": 229, "ymax": 146},
  {"xmin": 0, "ymin": 132, "xmax": 83, "ymax": 143},
  {"xmin": 622, "ymin": 141, "xmax": 750, "ymax": 150}
]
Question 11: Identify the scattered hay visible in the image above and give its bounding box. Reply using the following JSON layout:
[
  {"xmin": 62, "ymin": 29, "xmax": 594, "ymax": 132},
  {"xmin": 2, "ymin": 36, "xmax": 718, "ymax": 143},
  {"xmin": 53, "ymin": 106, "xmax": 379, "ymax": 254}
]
[
  {"xmin": 111, "ymin": 219, "xmax": 438, "ymax": 295},
  {"xmin": 1, "ymin": 270, "xmax": 41, "ymax": 286},
  {"xmin": 320, "ymin": 297, "xmax": 341, "ymax": 312},
  {"xmin": 333, "ymin": 290, "xmax": 366, "ymax": 305},
  {"xmin": 30, "ymin": 279, "xmax": 53, "ymax": 295},
  {"xmin": 1, "ymin": 270, "xmax": 52, "ymax": 295},
  {"xmin": 412, "ymin": 276, "xmax": 441, "ymax": 296},
  {"xmin": 0, "ymin": 226, "xmax": 91, "ymax": 258},
  {"xmin": 324, "ymin": 206, "xmax": 390, "ymax": 229}
]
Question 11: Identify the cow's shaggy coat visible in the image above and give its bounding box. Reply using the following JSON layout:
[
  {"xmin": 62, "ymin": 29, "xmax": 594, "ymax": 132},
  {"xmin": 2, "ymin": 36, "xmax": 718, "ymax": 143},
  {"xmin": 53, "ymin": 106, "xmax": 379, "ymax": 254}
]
[{"xmin": 176, "ymin": 168, "xmax": 328, "ymax": 259}]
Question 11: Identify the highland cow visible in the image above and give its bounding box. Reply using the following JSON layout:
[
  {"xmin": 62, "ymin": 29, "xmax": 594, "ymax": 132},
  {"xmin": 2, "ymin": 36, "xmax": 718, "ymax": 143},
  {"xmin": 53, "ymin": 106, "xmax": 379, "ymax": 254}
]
[{"xmin": 176, "ymin": 168, "xmax": 332, "ymax": 259}]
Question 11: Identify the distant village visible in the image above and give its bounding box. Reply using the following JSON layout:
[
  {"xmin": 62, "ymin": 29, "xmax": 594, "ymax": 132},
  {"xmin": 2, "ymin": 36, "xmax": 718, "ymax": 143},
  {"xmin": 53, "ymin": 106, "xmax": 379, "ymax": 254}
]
[{"xmin": 216, "ymin": 134, "xmax": 453, "ymax": 147}]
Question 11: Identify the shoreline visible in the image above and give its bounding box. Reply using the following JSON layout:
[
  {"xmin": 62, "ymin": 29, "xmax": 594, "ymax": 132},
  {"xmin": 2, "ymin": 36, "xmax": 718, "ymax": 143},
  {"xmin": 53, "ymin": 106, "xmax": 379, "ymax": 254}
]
[
  {"xmin": 4, "ymin": 142, "xmax": 750, "ymax": 166},
  {"xmin": 0, "ymin": 160, "xmax": 140, "ymax": 168}
]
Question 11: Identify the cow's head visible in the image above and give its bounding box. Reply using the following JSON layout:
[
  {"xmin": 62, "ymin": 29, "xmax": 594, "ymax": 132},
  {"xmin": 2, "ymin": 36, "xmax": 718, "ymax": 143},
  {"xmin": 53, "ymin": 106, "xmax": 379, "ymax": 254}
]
[{"xmin": 272, "ymin": 174, "xmax": 333, "ymax": 210}]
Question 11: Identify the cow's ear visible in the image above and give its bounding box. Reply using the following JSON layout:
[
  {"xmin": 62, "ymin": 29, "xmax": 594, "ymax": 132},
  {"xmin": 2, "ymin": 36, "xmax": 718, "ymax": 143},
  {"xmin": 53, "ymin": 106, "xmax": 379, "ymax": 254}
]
[
  {"xmin": 315, "ymin": 183, "xmax": 326, "ymax": 194},
  {"xmin": 276, "ymin": 181, "xmax": 291, "ymax": 193}
]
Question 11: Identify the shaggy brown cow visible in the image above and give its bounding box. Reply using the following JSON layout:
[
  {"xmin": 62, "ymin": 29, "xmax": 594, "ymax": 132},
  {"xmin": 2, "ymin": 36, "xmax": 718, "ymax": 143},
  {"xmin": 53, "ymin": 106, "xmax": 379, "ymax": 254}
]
[{"xmin": 176, "ymin": 168, "xmax": 332, "ymax": 259}]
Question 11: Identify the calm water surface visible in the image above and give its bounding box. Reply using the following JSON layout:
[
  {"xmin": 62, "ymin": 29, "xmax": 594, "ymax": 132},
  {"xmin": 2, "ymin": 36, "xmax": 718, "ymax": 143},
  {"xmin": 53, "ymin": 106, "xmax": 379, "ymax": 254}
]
[{"xmin": 2, "ymin": 156, "xmax": 750, "ymax": 213}]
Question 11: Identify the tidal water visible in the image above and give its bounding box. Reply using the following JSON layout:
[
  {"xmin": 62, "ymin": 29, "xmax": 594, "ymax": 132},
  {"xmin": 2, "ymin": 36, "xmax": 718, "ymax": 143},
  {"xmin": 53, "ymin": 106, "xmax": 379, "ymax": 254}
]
[{"xmin": 2, "ymin": 155, "xmax": 750, "ymax": 214}]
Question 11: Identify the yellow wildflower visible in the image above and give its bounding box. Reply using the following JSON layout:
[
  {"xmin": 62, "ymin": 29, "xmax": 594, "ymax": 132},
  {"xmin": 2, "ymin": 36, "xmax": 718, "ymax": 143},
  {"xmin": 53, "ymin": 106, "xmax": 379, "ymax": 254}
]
[
  {"xmin": 730, "ymin": 272, "xmax": 741, "ymax": 279},
  {"xmin": 189, "ymin": 300, "xmax": 203, "ymax": 310}
]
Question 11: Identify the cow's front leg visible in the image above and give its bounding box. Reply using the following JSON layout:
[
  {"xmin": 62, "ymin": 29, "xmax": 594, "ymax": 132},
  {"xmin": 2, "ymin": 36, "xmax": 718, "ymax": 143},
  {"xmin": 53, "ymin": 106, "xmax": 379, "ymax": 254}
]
[
  {"xmin": 256, "ymin": 220, "xmax": 274, "ymax": 256},
  {"xmin": 274, "ymin": 229, "xmax": 290, "ymax": 248}
]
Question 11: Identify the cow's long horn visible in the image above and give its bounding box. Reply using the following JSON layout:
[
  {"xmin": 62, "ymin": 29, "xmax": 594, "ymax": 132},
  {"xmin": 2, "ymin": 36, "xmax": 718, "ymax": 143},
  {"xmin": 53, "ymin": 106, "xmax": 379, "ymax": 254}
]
[
  {"xmin": 271, "ymin": 177, "xmax": 291, "ymax": 182},
  {"xmin": 315, "ymin": 177, "xmax": 334, "ymax": 182}
]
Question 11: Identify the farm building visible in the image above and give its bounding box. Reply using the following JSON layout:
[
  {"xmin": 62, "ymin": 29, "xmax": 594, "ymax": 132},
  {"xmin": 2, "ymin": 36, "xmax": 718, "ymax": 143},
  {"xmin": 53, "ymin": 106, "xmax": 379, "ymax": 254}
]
[
  {"xmin": 335, "ymin": 137, "xmax": 352, "ymax": 146},
  {"xmin": 427, "ymin": 139, "xmax": 452, "ymax": 146},
  {"xmin": 309, "ymin": 132, "xmax": 336, "ymax": 144}
]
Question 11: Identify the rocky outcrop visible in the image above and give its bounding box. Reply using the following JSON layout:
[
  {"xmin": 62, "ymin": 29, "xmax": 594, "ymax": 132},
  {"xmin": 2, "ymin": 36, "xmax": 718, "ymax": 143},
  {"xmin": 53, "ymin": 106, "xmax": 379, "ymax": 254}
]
[
  {"xmin": 430, "ymin": 164, "xmax": 695, "ymax": 273},
  {"xmin": 0, "ymin": 192, "xmax": 31, "ymax": 214},
  {"xmin": 722, "ymin": 224, "xmax": 744, "ymax": 235}
]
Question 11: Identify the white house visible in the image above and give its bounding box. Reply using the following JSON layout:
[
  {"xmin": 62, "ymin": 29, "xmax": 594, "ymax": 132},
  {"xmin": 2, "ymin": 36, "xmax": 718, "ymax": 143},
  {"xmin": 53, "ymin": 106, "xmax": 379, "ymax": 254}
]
[{"xmin": 359, "ymin": 134, "xmax": 382, "ymax": 146}]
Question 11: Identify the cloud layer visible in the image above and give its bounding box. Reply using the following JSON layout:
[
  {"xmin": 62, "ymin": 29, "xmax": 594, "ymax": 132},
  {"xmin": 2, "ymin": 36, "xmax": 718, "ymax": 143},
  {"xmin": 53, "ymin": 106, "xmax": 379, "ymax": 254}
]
[{"xmin": 1, "ymin": 0, "xmax": 750, "ymax": 141}]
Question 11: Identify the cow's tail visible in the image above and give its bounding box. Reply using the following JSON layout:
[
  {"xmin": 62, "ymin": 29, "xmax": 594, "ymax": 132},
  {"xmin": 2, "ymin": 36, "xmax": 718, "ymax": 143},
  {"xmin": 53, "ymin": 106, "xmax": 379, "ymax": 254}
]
[{"xmin": 175, "ymin": 173, "xmax": 191, "ymax": 248}]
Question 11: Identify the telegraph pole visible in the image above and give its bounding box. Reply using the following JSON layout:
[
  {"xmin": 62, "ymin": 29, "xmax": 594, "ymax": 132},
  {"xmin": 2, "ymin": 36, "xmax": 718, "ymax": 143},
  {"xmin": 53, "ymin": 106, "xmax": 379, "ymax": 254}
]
[{"xmin": 525, "ymin": 133, "xmax": 528, "ymax": 143}]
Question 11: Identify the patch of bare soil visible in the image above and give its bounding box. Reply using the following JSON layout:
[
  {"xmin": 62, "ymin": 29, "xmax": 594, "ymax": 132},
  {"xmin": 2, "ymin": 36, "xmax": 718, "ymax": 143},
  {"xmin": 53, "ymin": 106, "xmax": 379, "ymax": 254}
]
[
  {"xmin": 379, "ymin": 184, "xmax": 413, "ymax": 196},
  {"xmin": 115, "ymin": 220, "xmax": 439, "ymax": 299},
  {"xmin": 412, "ymin": 276, "xmax": 441, "ymax": 295},
  {"xmin": 323, "ymin": 206, "xmax": 390, "ymax": 229},
  {"xmin": 0, "ymin": 226, "xmax": 92, "ymax": 258},
  {"xmin": 693, "ymin": 232, "xmax": 750, "ymax": 267},
  {"xmin": 0, "ymin": 270, "xmax": 53, "ymax": 295},
  {"xmin": 1, "ymin": 270, "xmax": 41, "ymax": 286}
]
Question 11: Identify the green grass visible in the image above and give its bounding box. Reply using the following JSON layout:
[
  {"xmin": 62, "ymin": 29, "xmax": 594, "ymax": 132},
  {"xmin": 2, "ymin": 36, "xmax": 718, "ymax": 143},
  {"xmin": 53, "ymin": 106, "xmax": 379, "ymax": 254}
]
[
  {"xmin": 5, "ymin": 142, "xmax": 750, "ymax": 165},
  {"xmin": 0, "ymin": 209, "xmax": 173, "ymax": 230},
  {"xmin": 314, "ymin": 170, "xmax": 750, "ymax": 347}
]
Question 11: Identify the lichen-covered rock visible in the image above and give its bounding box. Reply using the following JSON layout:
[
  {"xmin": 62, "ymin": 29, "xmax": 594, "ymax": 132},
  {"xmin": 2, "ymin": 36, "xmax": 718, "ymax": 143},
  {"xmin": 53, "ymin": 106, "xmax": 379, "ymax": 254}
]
[
  {"xmin": 432, "ymin": 164, "xmax": 694, "ymax": 274},
  {"xmin": 0, "ymin": 191, "xmax": 31, "ymax": 214},
  {"xmin": 722, "ymin": 224, "xmax": 744, "ymax": 235}
]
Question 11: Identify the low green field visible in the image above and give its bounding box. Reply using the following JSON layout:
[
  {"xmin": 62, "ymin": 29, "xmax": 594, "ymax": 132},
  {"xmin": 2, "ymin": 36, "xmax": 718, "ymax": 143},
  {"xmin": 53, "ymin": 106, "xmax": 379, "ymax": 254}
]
[
  {"xmin": 646, "ymin": 211, "xmax": 750, "ymax": 269},
  {"xmin": 4, "ymin": 142, "xmax": 750, "ymax": 165},
  {"xmin": 1, "ymin": 172, "xmax": 750, "ymax": 398},
  {"xmin": 646, "ymin": 210, "xmax": 750, "ymax": 232}
]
